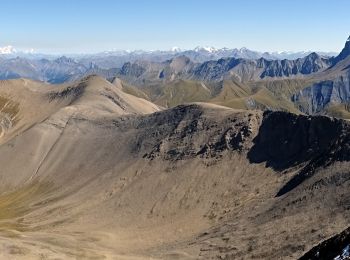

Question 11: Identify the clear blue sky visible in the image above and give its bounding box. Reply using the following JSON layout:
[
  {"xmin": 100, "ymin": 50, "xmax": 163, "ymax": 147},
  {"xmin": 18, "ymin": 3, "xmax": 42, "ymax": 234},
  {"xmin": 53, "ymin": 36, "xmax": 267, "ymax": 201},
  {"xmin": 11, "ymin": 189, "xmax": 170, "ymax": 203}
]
[{"xmin": 0, "ymin": 0, "xmax": 349, "ymax": 53}]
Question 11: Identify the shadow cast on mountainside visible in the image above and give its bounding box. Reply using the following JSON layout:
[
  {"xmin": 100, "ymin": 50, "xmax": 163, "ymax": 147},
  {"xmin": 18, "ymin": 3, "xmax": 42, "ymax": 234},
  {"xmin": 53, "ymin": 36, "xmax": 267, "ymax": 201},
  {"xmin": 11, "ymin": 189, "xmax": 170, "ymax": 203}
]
[
  {"xmin": 299, "ymin": 226, "xmax": 350, "ymax": 259},
  {"xmin": 247, "ymin": 111, "xmax": 350, "ymax": 197}
]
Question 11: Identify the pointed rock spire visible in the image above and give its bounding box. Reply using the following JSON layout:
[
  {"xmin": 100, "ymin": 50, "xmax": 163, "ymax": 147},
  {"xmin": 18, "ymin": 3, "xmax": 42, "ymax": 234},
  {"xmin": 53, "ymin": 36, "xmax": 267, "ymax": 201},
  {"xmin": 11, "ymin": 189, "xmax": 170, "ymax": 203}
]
[{"xmin": 332, "ymin": 35, "xmax": 350, "ymax": 64}]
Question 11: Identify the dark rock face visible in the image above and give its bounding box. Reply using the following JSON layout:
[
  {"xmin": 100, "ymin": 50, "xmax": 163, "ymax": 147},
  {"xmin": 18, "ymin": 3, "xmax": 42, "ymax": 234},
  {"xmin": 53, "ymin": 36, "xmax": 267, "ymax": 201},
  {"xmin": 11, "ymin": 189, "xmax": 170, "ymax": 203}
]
[
  {"xmin": 299, "ymin": 226, "xmax": 350, "ymax": 260},
  {"xmin": 290, "ymin": 36, "xmax": 350, "ymax": 115},
  {"xmin": 292, "ymin": 73, "xmax": 350, "ymax": 114},
  {"xmin": 128, "ymin": 104, "xmax": 258, "ymax": 161},
  {"xmin": 117, "ymin": 52, "xmax": 332, "ymax": 83},
  {"xmin": 300, "ymin": 52, "xmax": 330, "ymax": 74},
  {"xmin": 332, "ymin": 36, "xmax": 350, "ymax": 65},
  {"xmin": 292, "ymin": 80, "xmax": 336, "ymax": 114},
  {"xmin": 36, "ymin": 56, "xmax": 87, "ymax": 83},
  {"xmin": 260, "ymin": 53, "xmax": 331, "ymax": 78},
  {"xmin": 191, "ymin": 58, "xmax": 242, "ymax": 81},
  {"xmin": 191, "ymin": 53, "xmax": 331, "ymax": 81},
  {"xmin": 247, "ymin": 111, "xmax": 350, "ymax": 196},
  {"xmin": 248, "ymin": 111, "xmax": 344, "ymax": 170},
  {"xmin": 120, "ymin": 62, "xmax": 146, "ymax": 78}
]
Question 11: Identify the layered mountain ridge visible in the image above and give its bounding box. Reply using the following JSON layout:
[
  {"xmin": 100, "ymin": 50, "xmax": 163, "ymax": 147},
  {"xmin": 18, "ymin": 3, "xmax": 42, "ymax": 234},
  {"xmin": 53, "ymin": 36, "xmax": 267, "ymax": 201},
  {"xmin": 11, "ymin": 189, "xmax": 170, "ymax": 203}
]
[
  {"xmin": 0, "ymin": 44, "xmax": 339, "ymax": 83},
  {"xmin": 112, "ymin": 36, "xmax": 350, "ymax": 119},
  {"xmin": 1, "ymin": 37, "xmax": 349, "ymax": 120}
]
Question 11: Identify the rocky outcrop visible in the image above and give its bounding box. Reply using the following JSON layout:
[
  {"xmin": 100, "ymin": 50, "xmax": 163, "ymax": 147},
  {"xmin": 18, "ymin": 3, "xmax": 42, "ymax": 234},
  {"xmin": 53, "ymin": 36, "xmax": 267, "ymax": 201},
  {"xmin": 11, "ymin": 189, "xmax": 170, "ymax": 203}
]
[
  {"xmin": 248, "ymin": 111, "xmax": 350, "ymax": 196},
  {"xmin": 332, "ymin": 36, "xmax": 350, "ymax": 65},
  {"xmin": 289, "ymin": 36, "xmax": 350, "ymax": 116},
  {"xmin": 193, "ymin": 52, "xmax": 331, "ymax": 81},
  {"xmin": 117, "ymin": 52, "xmax": 332, "ymax": 84},
  {"xmin": 260, "ymin": 52, "xmax": 331, "ymax": 78},
  {"xmin": 292, "ymin": 73, "xmax": 350, "ymax": 114},
  {"xmin": 136, "ymin": 104, "xmax": 260, "ymax": 161},
  {"xmin": 288, "ymin": 36, "xmax": 350, "ymax": 115},
  {"xmin": 120, "ymin": 61, "xmax": 146, "ymax": 78},
  {"xmin": 191, "ymin": 58, "xmax": 243, "ymax": 81},
  {"xmin": 299, "ymin": 226, "xmax": 350, "ymax": 259}
]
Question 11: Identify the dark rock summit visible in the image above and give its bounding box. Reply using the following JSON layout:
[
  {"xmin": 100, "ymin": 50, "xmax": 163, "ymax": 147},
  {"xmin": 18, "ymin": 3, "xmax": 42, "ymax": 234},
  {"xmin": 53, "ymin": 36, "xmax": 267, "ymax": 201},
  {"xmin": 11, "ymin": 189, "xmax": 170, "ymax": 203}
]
[
  {"xmin": 332, "ymin": 35, "xmax": 350, "ymax": 65},
  {"xmin": 291, "ymin": 36, "xmax": 350, "ymax": 116},
  {"xmin": 248, "ymin": 111, "xmax": 350, "ymax": 196},
  {"xmin": 299, "ymin": 226, "xmax": 350, "ymax": 260}
]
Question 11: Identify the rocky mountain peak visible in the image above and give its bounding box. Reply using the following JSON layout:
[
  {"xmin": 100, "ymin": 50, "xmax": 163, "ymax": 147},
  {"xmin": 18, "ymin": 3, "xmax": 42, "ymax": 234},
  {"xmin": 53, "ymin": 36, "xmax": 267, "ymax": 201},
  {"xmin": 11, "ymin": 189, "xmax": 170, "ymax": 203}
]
[
  {"xmin": 169, "ymin": 55, "xmax": 191, "ymax": 69},
  {"xmin": 306, "ymin": 52, "xmax": 320, "ymax": 59},
  {"xmin": 333, "ymin": 35, "xmax": 350, "ymax": 64},
  {"xmin": 55, "ymin": 56, "xmax": 76, "ymax": 64}
]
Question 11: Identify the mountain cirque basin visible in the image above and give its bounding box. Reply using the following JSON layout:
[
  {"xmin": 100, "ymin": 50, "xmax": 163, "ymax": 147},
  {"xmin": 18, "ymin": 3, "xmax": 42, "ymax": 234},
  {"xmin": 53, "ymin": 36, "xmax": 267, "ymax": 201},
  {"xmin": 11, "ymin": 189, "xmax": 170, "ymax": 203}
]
[{"xmin": 0, "ymin": 75, "xmax": 348, "ymax": 259}]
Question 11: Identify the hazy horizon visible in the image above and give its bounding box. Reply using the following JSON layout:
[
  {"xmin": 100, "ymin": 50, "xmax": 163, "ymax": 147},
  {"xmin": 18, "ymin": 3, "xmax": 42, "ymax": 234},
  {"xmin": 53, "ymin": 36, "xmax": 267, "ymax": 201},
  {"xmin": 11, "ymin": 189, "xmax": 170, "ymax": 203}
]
[
  {"xmin": 0, "ymin": 45, "xmax": 341, "ymax": 56},
  {"xmin": 1, "ymin": 0, "xmax": 349, "ymax": 54}
]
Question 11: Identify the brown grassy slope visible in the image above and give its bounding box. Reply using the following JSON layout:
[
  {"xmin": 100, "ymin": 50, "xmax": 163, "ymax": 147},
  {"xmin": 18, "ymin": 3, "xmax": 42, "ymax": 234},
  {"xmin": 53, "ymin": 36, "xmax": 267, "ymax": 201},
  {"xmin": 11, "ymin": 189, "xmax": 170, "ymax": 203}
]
[
  {"xmin": 209, "ymin": 77, "xmax": 310, "ymax": 113},
  {"xmin": 151, "ymin": 79, "xmax": 212, "ymax": 107},
  {"xmin": 324, "ymin": 103, "xmax": 350, "ymax": 119},
  {"xmin": 0, "ymin": 77, "xmax": 349, "ymax": 259}
]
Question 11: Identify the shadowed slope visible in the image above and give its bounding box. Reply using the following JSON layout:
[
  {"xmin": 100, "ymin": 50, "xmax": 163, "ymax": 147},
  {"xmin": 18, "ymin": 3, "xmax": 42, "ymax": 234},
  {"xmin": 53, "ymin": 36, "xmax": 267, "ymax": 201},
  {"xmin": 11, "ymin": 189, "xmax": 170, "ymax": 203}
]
[{"xmin": 0, "ymin": 77, "xmax": 350, "ymax": 259}]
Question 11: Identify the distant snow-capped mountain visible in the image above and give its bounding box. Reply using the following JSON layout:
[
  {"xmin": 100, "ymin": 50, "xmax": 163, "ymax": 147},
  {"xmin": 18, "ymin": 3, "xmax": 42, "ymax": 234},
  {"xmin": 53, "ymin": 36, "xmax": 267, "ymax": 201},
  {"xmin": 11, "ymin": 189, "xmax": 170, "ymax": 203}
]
[
  {"xmin": 0, "ymin": 46, "xmax": 340, "ymax": 78},
  {"xmin": 0, "ymin": 45, "xmax": 52, "ymax": 59},
  {"xmin": 180, "ymin": 46, "xmax": 337, "ymax": 60},
  {"xmin": 0, "ymin": 45, "xmax": 339, "ymax": 72},
  {"xmin": 0, "ymin": 45, "xmax": 16, "ymax": 55},
  {"xmin": 0, "ymin": 45, "xmax": 36, "ymax": 55},
  {"xmin": 0, "ymin": 44, "xmax": 338, "ymax": 60},
  {"xmin": 193, "ymin": 46, "xmax": 219, "ymax": 53}
]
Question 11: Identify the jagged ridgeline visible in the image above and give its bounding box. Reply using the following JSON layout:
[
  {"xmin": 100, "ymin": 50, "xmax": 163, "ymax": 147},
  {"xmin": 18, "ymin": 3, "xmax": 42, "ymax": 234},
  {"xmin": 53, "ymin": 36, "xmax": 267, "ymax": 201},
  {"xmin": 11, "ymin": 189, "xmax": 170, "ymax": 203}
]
[
  {"xmin": 0, "ymin": 37, "xmax": 350, "ymax": 259},
  {"xmin": 1, "ymin": 36, "xmax": 350, "ymax": 119}
]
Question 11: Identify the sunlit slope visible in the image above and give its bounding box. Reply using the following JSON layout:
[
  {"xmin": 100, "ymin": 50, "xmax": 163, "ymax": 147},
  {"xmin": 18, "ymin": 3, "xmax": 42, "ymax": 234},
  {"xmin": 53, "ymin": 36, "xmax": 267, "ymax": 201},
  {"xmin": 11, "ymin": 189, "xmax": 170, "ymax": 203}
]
[{"xmin": 0, "ymin": 77, "xmax": 349, "ymax": 259}]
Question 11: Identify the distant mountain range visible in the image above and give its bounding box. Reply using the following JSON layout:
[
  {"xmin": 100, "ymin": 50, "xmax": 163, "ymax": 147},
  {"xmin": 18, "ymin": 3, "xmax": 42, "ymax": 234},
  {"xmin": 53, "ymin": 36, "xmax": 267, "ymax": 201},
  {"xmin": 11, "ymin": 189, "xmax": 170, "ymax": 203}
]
[
  {"xmin": 0, "ymin": 38, "xmax": 349, "ymax": 119},
  {"xmin": 117, "ymin": 52, "xmax": 332, "ymax": 83},
  {"xmin": 113, "ymin": 36, "xmax": 350, "ymax": 119},
  {"xmin": 0, "ymin": 45, "xmax": 338, "ymax": 68},
  {"xmin": 0, "ymin": 45, "xmax": 339, "ymax": 83},
  {"xmin": 76, "ymin": 47, "xmax": 337, "ymax": 68},
  {"xmin": 0, "ymin": 38, "xmax": 350, "ymax": 259}
]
